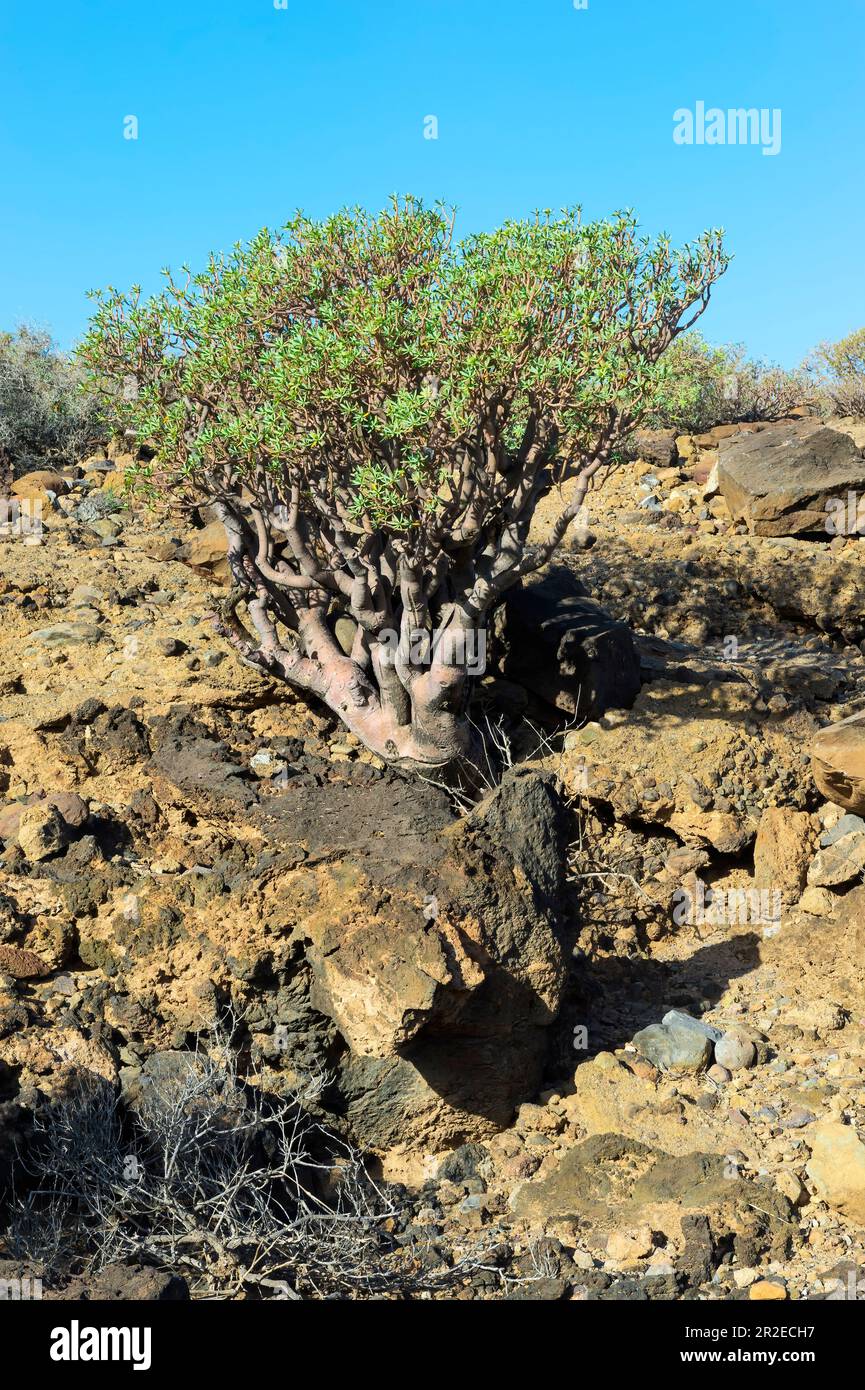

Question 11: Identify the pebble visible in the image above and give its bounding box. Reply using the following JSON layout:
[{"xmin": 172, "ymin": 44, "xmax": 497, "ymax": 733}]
[
  {"xmin": 250, "ymin": 750, "xmax": 288, "ymax": 779},
  {"xmin": 707, "ymin": 1063, "xmax": 731, "ymax": 1084},
  {"xmin": 662, "ymin": 1009, "xmax": 723, "ymax": 1042},
  {"xmin": 820, "ymin": 813, "xmax": 865, "ymax": 847},
  {"xmin": 714, "ymin": 1033, "xmax": 757, "ymax": 1071},
  {"xmin": 783, "ymin": 1107, "xmax": 816, "ymax": 1129},
  {"xmin": 607, "ymin": 1224, "xmax": 654, "ymax": 1262},
  {"xmin": 632, "ymin": 1019, "xmax": 713, "ymax": 1073},
  {"xmin": 749, "ymin": 1280, "xmax": 787, "ymax": 1301}
]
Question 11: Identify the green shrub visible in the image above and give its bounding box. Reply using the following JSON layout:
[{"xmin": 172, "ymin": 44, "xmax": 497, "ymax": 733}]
[
  {"xmin": 809, "ymin": 327, "xmax": 865, "ymax": 419},
  {"xmin": 647, "ymin": 332, "xmax": 812, "ymax": 434},
  {"xmin": 0, "ymin": 326, "xmax": 102, "ymax": 480}
]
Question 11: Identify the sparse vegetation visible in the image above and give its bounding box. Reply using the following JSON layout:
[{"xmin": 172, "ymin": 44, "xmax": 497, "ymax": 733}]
[
  {"xmin": 809, "ymin": 326, "xmax": 865, "ymax": 419},
  {"xmin": 7, "ymin": 1028, "xmax": 501, "ymax": 1299},
  {"xmin": 647, "ymin": 332, "xmax": 813, "ymax": 434},
  {"xmin": 0, "ymin": 326, "xmax": 101, "ymax": 482}
]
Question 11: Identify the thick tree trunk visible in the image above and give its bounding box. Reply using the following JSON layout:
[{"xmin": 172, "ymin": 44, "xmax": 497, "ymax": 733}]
[{"xmin": 217, "ymin": 591, "xmax": 477, "ymax": 773}]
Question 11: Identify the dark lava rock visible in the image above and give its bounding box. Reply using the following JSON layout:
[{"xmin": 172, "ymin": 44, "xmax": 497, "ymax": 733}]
[{"xmin": 499, "ymin": 566, "xmax": 641, "ymax": 719}]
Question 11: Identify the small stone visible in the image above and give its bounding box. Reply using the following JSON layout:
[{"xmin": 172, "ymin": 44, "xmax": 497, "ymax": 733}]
[
  {"xmin": 68, "ymin": 583, "xmax": 104, "ymax": 608},
  {"xmin": 775, "ymin": 1170, "xmax": 808, "ymax": 1207},
  {"xmin": 0, "ymin": 944, "xmax": 50, "ymax": 979},
  {"xmin": 754, "ymin": 1105, "xmax": 779, "ymax": 1123},
  {"xmin": 606, "ymin": 1224, "xmax": 654, "ymax": 1263},
  {"xmin": 807, "ymin": 832, "xmax": 865, "ymax": 888},
  {"xmin": 157, "ymin": 637, "xmax": 188, "ymax": 657},
  {"xmin": 47, "ymin": 792, "xmax": 89, "ymax": 828},
  {"xmin": 628, "ymin": 1058, "xmax": 659, "ymax": 1082},
  {"xmin": 30, "ymin": 622, "xmax": 103, "ymax": 648},
  {"xmin": 714, "ymin": 1033, "xmax": 757, "ymax": 1071},
  {"xmin": 632, "ymin": 1019, "xmax": 713, "ymax": 1073},
  {"xmin": 17, "ymin": 803, "xmax": 69, "ymax": 862},
  {"xmin": 578, "ymin": 722, "xmax": 602, "ymax": 745},
  {"xmin": 749, "ymin": 1280, "xmax": 787, "ymax": 1301},
  {"xmin": 249, "ymin": 750, "xmax": 288, "ymax": 780},
  {"xmin": 150, "ymin": 856, "xmax": 181, "ymax": 874},
  {"xmin": 334, "ymin": 616, "xmax": 358, "ymax": 656},
  {"xmin": 799, "ymin": 886, "xmax": 836, "ymax": 915},
  {"xmin": 784, "ymin": 1107, "xmax": 816, "ymax": 1129},
  {"xmin": 820, "ymin": 813, "xmax": 865, "ymax": 847},
  {"xmin": 707, "ymin": 1063, "xmax": 731, "ymax": 1084},
  {"xmin": 88, "ymin": 516, "xmax": 123, "ymax": 540}
]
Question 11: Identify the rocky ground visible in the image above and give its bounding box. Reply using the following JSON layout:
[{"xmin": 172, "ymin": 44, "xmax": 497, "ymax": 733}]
[{"xmin": 3, "ymin": 420, "xmax": 865, "ymax": 1301}]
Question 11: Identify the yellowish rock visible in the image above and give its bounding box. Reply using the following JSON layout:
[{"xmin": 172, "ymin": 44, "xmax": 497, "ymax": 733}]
[
  {"xmin": 607, "ymin": 1224, "xmax": 654, "ymax": 1263},
  {"xmin": 749, "ymin": 1280, "xmax": 787, "ymax": 1301},
  {"xmin": 806, "ymin": 1121, "xmax": 865, "ymax": 1226}
]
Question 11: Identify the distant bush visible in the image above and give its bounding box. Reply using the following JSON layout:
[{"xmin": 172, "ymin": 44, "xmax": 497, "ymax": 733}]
[
  {"xmin": 647, "ymin": 332, "xmax": 813, "ymax": 434},
  {"xmin": 0, "ymin": 326, "xmax": 102, "ymax": 480},
  {"xmin": 809, "ymin": 327, "xmax": 865, "ymax": 419}
]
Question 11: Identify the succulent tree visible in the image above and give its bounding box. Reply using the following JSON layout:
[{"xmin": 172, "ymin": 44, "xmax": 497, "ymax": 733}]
[{"xmin": 79, "ymin": 198, "xmax": 728, "ymax": 771}]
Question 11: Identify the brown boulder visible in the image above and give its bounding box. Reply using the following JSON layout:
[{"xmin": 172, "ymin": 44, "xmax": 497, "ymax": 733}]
[
  {"xmin": 0, "ymin": 945, "xmax": 50, "ymax": 979},
  {"xmin": 179, "ymin": 520, "xmax": 230, "ymax": 583},
  {"xmin": 718, "ymin": 421, "xmax": 865, "ymax": 536},
  {"xmin": 626, "ymin": 428, "xmax": 677, "ymax": 467},
  {"xmin": 10, "ymin": 469, "xmax": 70, "ymax": 500},
  {"xmin": 812, "ymin": 711, "xmax": 865, "ymax": 814}
]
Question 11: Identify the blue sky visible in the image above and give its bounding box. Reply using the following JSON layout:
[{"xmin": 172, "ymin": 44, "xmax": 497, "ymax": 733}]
[{"xmin": 0, "ymin": 0, "xmax": 862, "ymax": 365}]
